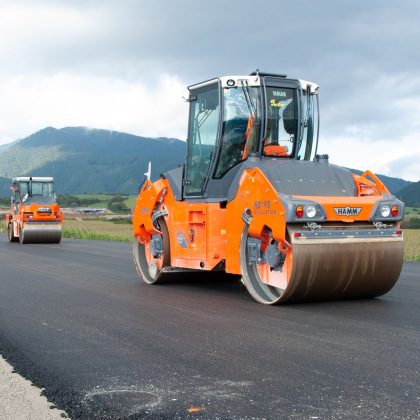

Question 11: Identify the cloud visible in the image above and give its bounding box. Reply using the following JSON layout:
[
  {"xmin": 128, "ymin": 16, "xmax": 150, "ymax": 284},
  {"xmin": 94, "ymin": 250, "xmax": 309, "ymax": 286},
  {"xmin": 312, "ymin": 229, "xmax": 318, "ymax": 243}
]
[
  {"xmin": 387, "ymin": 153, "xmax": 420, "ymax": 182},
  {"xmin": 0, "ymin": 0, "xmax": 419, "ymax": 181},
  {"xmin": 319, "ymin": 131, "xmax": 420, "ymax": 182},
  {"xmin": 0, "ymin": 72, "xmax": 189, "ymax": 141}
]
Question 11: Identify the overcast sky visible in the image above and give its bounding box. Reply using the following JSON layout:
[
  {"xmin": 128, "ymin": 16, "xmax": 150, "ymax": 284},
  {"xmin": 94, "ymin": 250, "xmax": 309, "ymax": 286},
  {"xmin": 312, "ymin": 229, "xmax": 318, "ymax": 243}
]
[{"xmin": 0, "ymin": 0, "xmax": 419, "ymax": 181}]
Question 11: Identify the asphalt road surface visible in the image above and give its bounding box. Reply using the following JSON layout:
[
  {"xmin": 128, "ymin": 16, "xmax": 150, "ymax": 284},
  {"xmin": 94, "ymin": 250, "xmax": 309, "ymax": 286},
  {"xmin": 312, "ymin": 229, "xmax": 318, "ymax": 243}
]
[{"xmin": 0, "ymin": 235, "xmax": 419, "ymax": 419}]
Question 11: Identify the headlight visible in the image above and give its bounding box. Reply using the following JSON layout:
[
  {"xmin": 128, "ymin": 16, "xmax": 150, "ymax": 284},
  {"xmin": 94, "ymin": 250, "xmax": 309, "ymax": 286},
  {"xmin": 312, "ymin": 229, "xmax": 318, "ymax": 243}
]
[
  {"xmin": 370, "ymin": 197, "xmax": 404, "ymax": 222},
  {"xmin": 305, "ymin": 204, "xmax": 317, "ymax": 218},
  {"xmin": 381, "ymin": 205, "xmax": 390, "ymax": 218},
  {"xmin": 287, "ymin": 200, "xmax": 326, "ymax": 222}
]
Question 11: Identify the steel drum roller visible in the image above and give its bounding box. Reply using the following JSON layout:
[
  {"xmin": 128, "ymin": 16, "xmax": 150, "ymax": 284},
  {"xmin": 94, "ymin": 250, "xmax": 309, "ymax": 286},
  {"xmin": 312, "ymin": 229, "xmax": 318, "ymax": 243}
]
[
  {"xmin": 19, "ymin": 224, "xmax": 62, "ymax": 244},
  {"xmin": 240, "ymin": 224, "xmax": 404, "ymax": 304}
]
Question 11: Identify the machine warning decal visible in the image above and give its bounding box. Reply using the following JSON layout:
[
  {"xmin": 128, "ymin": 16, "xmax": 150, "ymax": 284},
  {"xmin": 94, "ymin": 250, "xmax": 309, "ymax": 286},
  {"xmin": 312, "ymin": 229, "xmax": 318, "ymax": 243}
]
[
  {"xmin": 177, "ymin": 232, "xmax": 189, "ymax": 248},
  {"xmin": 333, "ymin": 206, "xmax": 362, "ymax": 216},
  {"xmin": 254, "ymin": 200, "xmax": 276, "ymax": 216}
]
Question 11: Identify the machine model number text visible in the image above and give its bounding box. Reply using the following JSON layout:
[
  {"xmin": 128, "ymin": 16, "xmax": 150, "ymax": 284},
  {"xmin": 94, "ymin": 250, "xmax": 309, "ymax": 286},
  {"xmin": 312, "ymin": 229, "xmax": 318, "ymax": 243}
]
[{"xmin": 254, "ymin": 200, "xmax": 276, "ymax": 216}]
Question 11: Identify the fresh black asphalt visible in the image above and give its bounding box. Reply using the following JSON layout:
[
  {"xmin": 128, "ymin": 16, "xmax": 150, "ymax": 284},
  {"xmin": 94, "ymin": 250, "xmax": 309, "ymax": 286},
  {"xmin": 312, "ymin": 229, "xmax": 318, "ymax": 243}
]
[{"xmin": 0, "ymin": 235, "xmax": 419, "ymax": 419}]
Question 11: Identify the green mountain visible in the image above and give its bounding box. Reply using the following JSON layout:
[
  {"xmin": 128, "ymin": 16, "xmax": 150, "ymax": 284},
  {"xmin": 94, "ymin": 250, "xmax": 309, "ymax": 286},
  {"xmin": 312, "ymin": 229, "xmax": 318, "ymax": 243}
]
[
  {"xmin": 396, "ymin": 181, "xmax": 420, "ymax": 204},
  {"xmin": 0, "ymin": 127, "xmax": 186, "ymax": 195},
  {"xmin": 0, "ymin": 176, "xmax": 12, "ymax": 203},
  {"xmin": 0, "ymin": 126, "xmax": 414, "ymax": 198}
]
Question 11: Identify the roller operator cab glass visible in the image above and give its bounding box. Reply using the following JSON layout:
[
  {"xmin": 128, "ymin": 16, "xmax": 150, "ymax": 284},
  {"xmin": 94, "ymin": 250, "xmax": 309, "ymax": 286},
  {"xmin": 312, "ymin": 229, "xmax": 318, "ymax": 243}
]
[
  {"xmin": 31, "ymin": 182, "xmax": 54, "ymax": 197},
  {"xmin": 184, "ymin": 77, "xmax": 319, "ymax": 195},
  {"xmin": 15, "ymin": 180, "xmax": 55, "ymax": 206},
  {"xmin": 298, "ymin": 88, "xmax": 319, "ymax": 161},
  {"xmin": 263, "ymin": 87, "xmax": 297, "ymax": 157},
  {"xmin": 214, "ymin": 86, "xmax": 260, "ymax": 179},
  {"xmin": 264, "ymin": 85, "xmax": 318, "ymax": 161},
  {"xmin": 214, "ymin": 81, "xmax": 319, "ymax": 179},
  {"xmin": 185, "ymin": 83, "xmax": 220, "ymax": 196},
  {"xmin": 17, "ymin": 181, "xmax": 54, "ymax": 198}
]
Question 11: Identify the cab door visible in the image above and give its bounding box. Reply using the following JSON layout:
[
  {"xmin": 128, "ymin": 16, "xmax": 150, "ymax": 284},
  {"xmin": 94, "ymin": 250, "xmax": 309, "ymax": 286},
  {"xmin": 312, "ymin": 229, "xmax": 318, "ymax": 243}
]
[
  {"xmin": 184, "ymin": 82, "xmax": 220, "ymax": 197},
  {"xmin": 179, "ymin": 81, "xmax": 221, "ymax": 261}
]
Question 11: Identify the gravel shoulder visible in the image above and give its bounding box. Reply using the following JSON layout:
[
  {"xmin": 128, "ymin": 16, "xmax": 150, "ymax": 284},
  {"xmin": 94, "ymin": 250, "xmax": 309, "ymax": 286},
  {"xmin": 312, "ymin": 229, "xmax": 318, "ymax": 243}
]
[{"xmin": 0, "ymin": 355, "xmax": 68, "ymax": 420}]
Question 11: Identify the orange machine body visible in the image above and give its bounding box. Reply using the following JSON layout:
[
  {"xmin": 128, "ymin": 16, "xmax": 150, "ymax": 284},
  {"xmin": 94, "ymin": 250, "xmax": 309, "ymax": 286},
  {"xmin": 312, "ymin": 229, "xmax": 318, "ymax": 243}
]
[
  {"xmin": 131, "ymin": 72, "xmax": 404, "ymax": 304},
  {"xmin": 7, "ymin": 201, "xmax": 63, "ymax": 237},
  {"xmin": 6, "ymin": 177, "xmax": 62, "ymax": 244},
  {"xmin": 132, "ymin": 168, "xmax": 402, "ymax": 276}
]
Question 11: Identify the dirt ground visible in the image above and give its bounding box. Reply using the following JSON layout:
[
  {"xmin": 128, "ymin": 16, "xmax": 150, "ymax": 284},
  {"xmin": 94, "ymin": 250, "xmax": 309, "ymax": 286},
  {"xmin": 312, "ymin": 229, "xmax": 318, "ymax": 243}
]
[{"xmin": 0, "ymin": 355, "xmax": 68, "ymax": 419}]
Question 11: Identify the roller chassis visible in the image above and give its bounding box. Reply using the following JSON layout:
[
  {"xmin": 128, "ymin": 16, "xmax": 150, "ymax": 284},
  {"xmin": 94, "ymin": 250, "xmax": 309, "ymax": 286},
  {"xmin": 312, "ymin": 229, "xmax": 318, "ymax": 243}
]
[
  {"xmin": 7, "ymin": 209, "xmax": 62, "ymax": 245},
  {"xmin": 6, "ymin": 177, "xmax": 62, "ymax": 244},
  {"xmin": 132, "ymin": 164, "xmax": 404, "ymax": 304},
  {"xmin": 132, "ymin": 72, "xmax": 405, "ymax": 304}
]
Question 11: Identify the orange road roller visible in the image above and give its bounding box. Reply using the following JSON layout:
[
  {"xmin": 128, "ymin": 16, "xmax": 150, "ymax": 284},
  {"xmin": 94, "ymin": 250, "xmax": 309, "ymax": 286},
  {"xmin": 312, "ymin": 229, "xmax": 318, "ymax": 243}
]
[
  {"xmin": 132, "ymin": 71, "xmax": 404, "ymax": 304},
  {"xmin": 6, "ymin": 177, "xmax": 62, "ymax": 244}
]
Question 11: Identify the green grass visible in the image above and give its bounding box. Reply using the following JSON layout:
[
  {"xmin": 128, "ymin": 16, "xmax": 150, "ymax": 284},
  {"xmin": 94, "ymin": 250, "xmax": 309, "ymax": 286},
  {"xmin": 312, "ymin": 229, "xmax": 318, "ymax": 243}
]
[
  {"xmin": 62, "ymin": 216, "xmax": 132, "ymax": 241},
  {"xmin": 405, "ymin": 206, "xmax": 420, "ymax": 215},
  {"xmin": 401, "ymin": 215, "xmax": 420, "ymax": 229},
  {"xmin": 403, "ymin": 230, "xmax": 420, "ymax": 262},
  {"xmin": 123, "ymin": 196, "xmax": 138, "ymax": 209},
  {"xmin": 82, "ymin": 200, "xmax": 109, "ymax": 207},
  {"xmin": 71, "ymin": 194, "xmax": 137, "ymax": 210},
  {"xmin": 62, "ymin": 227, "xmax": 132, "ymax": 242}
]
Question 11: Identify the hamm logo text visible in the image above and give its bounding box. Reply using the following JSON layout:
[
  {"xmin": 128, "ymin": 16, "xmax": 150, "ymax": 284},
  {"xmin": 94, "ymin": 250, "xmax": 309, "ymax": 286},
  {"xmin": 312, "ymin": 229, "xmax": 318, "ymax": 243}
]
[{"xmin": 333, "ymin": 206, "xmax": 362, "ymax": 217}]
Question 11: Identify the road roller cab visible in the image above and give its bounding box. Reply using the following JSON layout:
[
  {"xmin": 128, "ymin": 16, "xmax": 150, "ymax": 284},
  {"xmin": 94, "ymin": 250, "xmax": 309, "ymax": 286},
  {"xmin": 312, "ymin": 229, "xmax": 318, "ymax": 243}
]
[
  {"xmin": 132, "ymin": 71, "xmax": 405, "ymax": 304},
  {"xmin": 6, "ymin": 177, "xmax": 63, "ymax": 244}
]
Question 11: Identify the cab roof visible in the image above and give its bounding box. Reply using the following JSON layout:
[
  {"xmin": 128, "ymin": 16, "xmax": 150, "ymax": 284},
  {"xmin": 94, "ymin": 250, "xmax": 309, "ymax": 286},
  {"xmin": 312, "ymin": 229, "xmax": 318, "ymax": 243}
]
[
  {"xmin": 188, "ymin": 73, "xmax": 318, "ymax": 93},
  {"xmin": 13, "ymin": 177, "xmax": 54, "ymax": 183}
]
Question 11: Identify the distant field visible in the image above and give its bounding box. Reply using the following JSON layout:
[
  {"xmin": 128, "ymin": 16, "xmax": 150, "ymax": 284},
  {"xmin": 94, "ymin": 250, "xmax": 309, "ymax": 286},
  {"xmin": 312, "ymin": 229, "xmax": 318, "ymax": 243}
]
[
  {"xmin": 0, "ymin": 194, "xmax": 138, "ymax": 213},
  {"xmin": 1, "ymin": 216, "xmax": 419, "ymax": 262},
  {"xmin": 70, "ymin": 194, "xmax": 137, "ymax": 208},
  {"xmin": 62, "ymin": 217, "xmax": 132, "ymax": 242},
  {"xmin": 401, "ymin": 214, "xmax": 420, "ymax": 229},
  {"xmin": 403, "ymin": 230, "xmax": 420, "ymax": 262},
  {"xmin": 405, "ymin": 206, "xmax": 420, "ymax": 215},
  {"xmin": 59, "ymin": 194, "xmax": 137, "ymax": 213}
]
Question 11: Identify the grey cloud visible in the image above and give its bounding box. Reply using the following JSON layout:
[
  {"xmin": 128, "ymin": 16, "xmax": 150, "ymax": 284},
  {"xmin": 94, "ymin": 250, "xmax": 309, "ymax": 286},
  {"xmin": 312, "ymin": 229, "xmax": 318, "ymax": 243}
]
[
  {"xmin": 1, "ymin": 0, "xmax": 419, "ymax": 179},
  {"xmin": 4, "ymin": 1, "xmax": 419, "ymax": 82},
  {"xmin": 387, "ymin": 154, "xmax": 420, "ymax": 182}
]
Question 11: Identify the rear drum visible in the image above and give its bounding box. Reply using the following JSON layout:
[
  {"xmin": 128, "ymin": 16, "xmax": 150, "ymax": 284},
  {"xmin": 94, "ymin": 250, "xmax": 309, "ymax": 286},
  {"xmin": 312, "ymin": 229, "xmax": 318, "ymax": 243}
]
[{"xmin": 240, "ymin": 224, "xmax": 404, "ymax": 304}]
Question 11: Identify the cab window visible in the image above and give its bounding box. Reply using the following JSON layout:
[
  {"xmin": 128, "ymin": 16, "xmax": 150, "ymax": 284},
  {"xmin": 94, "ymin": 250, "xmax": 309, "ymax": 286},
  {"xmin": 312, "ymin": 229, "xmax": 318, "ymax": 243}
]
[
  {"xmin": 263, "ymin": 87, "xmax": 297, "ymax": 157},
  {"xmin": 185, "ymin": 84, "xmax": 220, "ymax": 196},
  {"xmin": 32, "ymin": 182, "xmax": 53, "ymax": 197},
  {"xmin": 214, "ymin": 86, "xmax": 260, "ymax": 179},
  {"xmin": 297, "ymin": 90, "xmax": 317, "ymax": 161}
]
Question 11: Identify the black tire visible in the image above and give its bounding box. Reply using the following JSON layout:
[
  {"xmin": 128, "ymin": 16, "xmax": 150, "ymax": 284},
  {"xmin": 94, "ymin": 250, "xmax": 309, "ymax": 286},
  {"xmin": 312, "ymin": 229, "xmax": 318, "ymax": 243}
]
[
  {"xmin": 8, "ymin": 223, "xmax": 18, "ymax": 243},
  {"xmin": 133, "ymin": 217, "xmax": 171, "ymax": 284}
]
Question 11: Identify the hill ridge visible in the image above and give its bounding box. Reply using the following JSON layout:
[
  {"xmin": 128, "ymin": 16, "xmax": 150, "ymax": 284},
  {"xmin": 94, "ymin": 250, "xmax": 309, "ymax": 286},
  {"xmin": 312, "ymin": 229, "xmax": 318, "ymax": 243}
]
[
  {"xmin": 0, "ymin": 126, "xmax": 416, "ymax": 200},
  {"xmin": 0, "ymin": 126, "xmax": 186, "ymax": 195}
]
